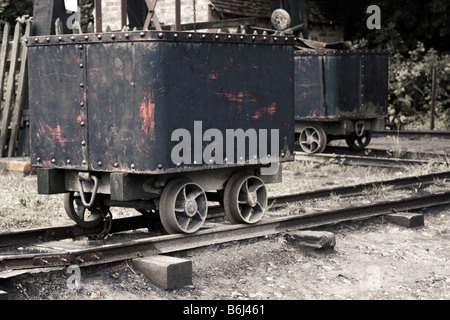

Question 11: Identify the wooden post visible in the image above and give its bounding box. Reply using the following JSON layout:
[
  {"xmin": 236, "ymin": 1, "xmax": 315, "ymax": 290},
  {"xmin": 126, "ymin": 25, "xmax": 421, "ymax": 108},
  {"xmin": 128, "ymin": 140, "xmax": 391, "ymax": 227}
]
[
  {"xmin": 0, "ymin": 23, "xmax": 10, "ymax": 103},
  {"xmin": 430, "ymin": 68, "xmax": 437, "ymax": 130},
  {"xmin": 95, "ymin": 0, "xmax": 102, "ymax": 33},
  {"xmin": 121, "ymin": 0, "xmax": 128, "ymax": 29},
  {"xmin": 175, "ymin": 0, "xmax": 181, "ymax": 31}
]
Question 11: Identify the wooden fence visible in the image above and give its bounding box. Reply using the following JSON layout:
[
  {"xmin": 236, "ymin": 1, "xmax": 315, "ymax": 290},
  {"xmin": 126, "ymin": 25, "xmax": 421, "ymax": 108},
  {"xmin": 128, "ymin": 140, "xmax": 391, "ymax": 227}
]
[{"xmin": 0, "ymin": 21, "xmax": 30, "ymax": 158}]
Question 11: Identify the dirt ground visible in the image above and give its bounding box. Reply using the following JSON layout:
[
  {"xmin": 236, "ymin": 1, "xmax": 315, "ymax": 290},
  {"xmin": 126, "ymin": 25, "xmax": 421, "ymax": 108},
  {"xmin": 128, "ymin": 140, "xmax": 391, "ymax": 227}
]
[{"xmin": 1, "ymin": 134, "xmax": 450, "ymax": 302}]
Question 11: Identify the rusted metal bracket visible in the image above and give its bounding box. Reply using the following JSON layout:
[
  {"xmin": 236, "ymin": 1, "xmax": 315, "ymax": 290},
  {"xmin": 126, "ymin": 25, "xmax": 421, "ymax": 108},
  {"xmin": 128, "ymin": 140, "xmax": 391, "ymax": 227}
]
[
  {"xmin": 355, "ymin": 120, "xmax": 365, "ymax": 137},
  {"xmin": 77, "ymin": 172, "xmax": 99, "ymax": 208}
]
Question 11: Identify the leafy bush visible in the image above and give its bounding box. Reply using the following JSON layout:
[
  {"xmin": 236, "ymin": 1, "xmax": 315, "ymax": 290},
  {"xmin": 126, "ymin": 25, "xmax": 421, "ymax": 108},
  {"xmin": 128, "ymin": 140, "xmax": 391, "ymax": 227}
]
[
  {"xmin": 0, "ymin": 0, "xmax": 33, "ymax": 25},
  {"xmin": 389, "ymin": 42, "xmax": 450, "ymax": 129}
]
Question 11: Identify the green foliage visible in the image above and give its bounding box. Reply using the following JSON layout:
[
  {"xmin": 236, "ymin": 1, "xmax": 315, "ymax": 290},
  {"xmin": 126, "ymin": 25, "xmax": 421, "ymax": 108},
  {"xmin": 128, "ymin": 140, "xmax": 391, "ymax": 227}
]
[
  {"xmin": 388, "ymin": 42, "xmax": 450, "ymax": 129},
  {"xmin": 0, "ymin": 0, "xmax": 34, "ymax": 25},
  {"xmin": 346, "ymin": 0, "xmax": 450, "ymax": 53},
  {"xmin": 347, "ymin": 0, "xmax": 450, "ymax": 129}
]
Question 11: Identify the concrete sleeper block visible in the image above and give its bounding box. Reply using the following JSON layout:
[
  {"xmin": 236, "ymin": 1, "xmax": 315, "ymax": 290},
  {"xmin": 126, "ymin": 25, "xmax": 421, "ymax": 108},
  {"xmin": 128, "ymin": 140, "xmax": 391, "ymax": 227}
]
[
  {"xmin": 132, "ymin": 255, "xmax": 192, "ymax": 290},
  {"xmin": 288, "ymin": 230, "xmax": 336, "ymax": 249},
  {"xmin": 385, "ymin": 212, "xmax": 424, "ymax": 228},
  {"xmin": 0, "ymin": 290, "xmax": 8, "ymax": 300}
]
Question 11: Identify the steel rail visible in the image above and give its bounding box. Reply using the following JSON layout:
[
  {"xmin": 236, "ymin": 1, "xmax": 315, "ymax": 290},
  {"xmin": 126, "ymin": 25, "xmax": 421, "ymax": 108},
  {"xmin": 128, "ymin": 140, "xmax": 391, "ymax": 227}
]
[
  {"xmin": 0, "ymin": 215, "xmax": 160, "ymax": 247},
  {"xmin": 295, "ymin": 152, "xmax": 435, "ymax": 168},
  {"xmin": 373, "ymin": 130, "xmax": 450, "ymax": 138},
  {"xmin": 323, "ymin": 146, "xmax": 449, "ymax": 160},
  {"xmin": 1, "ymin": 190, "xmax": 450, "ymax": 275},
  {"xmin": 1, "ymin": 171, "xmax": 449, "ymax": 247},
  {"xmin": 267, "ymin": 170, "xmax": 450, "ymax": 207}
]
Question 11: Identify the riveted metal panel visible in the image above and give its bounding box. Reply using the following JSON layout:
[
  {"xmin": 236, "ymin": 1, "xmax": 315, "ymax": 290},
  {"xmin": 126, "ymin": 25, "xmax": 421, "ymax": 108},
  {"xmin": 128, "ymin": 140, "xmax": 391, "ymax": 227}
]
[
  {"xmin": 294, "ymin": 50, "xmax": 388, "ymax": 120},
  {"xmin": 29, "ymin": 44, "xmax": 88, "ymax": 169},
  {"xmin": 361, "ymin": 54, "xmax": 388, "ymax": 115},
  {"xmin": 28, "ymin": 31, "xmax": 295, "ymax": 174}
]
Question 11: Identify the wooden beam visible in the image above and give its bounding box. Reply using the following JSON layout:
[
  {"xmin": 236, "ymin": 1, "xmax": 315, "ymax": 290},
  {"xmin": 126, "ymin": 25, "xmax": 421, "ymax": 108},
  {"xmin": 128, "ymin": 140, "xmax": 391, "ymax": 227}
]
[
  {"xmin": 95, "ymin": 0, "xmax": 102, "ymax": 33},
  {"xmin": 148, "ymin": 17, "xmax": 258, "ymax": 31},
  {"xmin": 144, "ymin": 0, "xmax": 161, "ymax": 30},
  {"xmin": 121, "ymin": 0, "xmax": 128, "ymax": 29},
  {"xmin": 175, "ymin": 0, "xmax": 181, "ymax": 31}
]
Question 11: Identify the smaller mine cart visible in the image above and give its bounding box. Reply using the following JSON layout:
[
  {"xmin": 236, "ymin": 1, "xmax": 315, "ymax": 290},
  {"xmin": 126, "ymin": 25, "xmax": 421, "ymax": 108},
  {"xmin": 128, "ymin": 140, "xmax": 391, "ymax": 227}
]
[{"xmin": 294, "ymin": 49, "xmax": 388, "ymax": 153}]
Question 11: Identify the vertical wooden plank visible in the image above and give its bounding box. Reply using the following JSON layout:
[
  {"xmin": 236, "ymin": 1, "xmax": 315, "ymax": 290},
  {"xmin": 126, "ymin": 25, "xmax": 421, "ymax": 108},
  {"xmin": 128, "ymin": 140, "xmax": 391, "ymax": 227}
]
[
  {"xmin": 32, "ymin": 0, "xmax": 72, "ymax": 35},
  {"xmin": 430, "ymin": 68, "xmax": 437, "ymax": 131},
  {"xmin": 0, "ymin": 22, "xmax": 21, "ymax": 156},
  {"xmin": 0, "ymin": 23, "xmax": 11, "ymax": 103},
  {"xmin": 175, "ymin": 0, "xmax": 181, "ymax": 31},
  {"xmin": 95, "ymin": 0, "xmax": 103, "ymax": 33},
  {"xmin": 55, "ymin": 18, "xmax": 63, "ymax": 35},
  {"xmin": 121, "ymin": 0, "xmax": 128, "ymax": 30},
  {"xmin": 8, "ymin": 22, "xmax": 31, "ymax": 157}
]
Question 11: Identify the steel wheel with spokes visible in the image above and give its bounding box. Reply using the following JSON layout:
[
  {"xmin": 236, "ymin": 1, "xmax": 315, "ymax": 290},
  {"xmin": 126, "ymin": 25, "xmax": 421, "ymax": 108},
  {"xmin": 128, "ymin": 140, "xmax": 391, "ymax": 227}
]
[
  {"xmin": 64, "ymin": 192, "xmax": 106, "ymax": 228},
  {"xmin": 224, "ymin": 174, "xmax": 267, "ymax": 224},
  {"xmin": 345, "ymin": 131, "xmax": 372, "ymax": 151},
  {"xmin": 159, "ymin": 178, "xmax": 208, "ymax": 234},
  {"xmin": 299, "ymin": 125, "xmax": 327, "ymax": 154}
]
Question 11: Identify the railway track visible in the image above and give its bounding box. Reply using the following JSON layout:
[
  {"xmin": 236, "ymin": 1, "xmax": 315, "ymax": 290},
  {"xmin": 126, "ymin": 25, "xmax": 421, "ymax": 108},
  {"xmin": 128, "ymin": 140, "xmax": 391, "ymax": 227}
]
[
  {"xmin": 2, "ymin": 170, "xmax": 449, "ymax": 246},
  {"xmin": 1, "ymin": 170, "xmax": 449, "ymax": 278},
  {"xmin": 295, "ymin": 151, "xmax": 440, "ymax": 168},
  {"xmin": 1, "ymin": 190, "xmax": 449, "ymax": 277},
  {"xmin": 373, "ymin": 130, "xmax": 450, "ymax": 138}
]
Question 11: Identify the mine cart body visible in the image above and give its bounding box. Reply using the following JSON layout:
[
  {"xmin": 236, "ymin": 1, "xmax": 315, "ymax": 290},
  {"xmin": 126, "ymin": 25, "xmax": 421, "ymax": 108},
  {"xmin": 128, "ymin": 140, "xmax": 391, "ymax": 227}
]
[
  {"xmin": 294, "ymin": 50, "xmax": 388, "ymax": 153},
  {"xmin": 27, "ymin": 31, "xmax": 295, "ymax": 233}
]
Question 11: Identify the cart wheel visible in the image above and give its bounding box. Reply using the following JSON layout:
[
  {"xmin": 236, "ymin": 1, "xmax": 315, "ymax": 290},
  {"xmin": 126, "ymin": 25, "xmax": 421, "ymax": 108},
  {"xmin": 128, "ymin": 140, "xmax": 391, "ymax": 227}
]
[
  {"xmin": 385, "ymin": 114, "xmax": 402, "ymax": 131},
  {"xmin": 345, "ymin": 131, "xmax": 372, "ymax": 151},
  {"xmin": 135, "ymin": 200, "xmax": 157, "ymax": 216},
  {"xmin": 159, "ymin": 178, "xmax": 208, "ymax": 234},
  {"xmin": 298, "ymin": 125, "xmax": 327, "ymax": 154},
  {"xmin": 64, "ymin": 192, "xmax": 106, "ymax": 228},
  {"xmin": 224, "ymin": 173, "xmax": 267, "ymax": 224}
]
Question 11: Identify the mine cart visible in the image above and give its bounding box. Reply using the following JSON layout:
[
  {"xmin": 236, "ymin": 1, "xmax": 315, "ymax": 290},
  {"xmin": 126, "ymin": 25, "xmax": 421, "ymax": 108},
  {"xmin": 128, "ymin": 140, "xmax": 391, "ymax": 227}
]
[
  {"xmin": 294, "ymin": 49, "xmax": 388, "ymax": 153},
  {"xmin": 27, "ymin": 31, "xmax": 295, "ymax": 233}
]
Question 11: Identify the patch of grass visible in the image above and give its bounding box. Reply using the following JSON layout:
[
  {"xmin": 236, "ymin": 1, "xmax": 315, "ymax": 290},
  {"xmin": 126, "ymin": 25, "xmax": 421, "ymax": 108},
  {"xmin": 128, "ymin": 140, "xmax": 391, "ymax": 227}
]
[
  {"xmin": 0, "ymin": 173, "xmax": 69, "ymax": 231},
  {"xmin": 433, "ymin": 177, "xmax": 448, "ymax": 188},
  {"xmin": 404, "ymin": 160, "xmax": 449, "ymax": 176},
  {"xmin": 362, "ymin": 184, "xmax": 394, "ymax": 198},
  {"xmin": 282, "ymin": 161, "xmax": 318, "ymax": 176},
  {"xmin": 329, "ymin": 191, "xmax": 341, "ymax": 203}
]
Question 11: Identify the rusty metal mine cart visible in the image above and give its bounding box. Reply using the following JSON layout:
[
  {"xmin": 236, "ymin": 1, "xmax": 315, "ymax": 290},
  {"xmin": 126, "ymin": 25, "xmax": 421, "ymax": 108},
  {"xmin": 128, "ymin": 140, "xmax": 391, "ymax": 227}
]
[
  {"xmin": 294, "ymin": 49, "xmax": 388, "ymax": 153},
  {"xmin": 27, "ymin": 31, "xmax": 295, "ymax": 234}
]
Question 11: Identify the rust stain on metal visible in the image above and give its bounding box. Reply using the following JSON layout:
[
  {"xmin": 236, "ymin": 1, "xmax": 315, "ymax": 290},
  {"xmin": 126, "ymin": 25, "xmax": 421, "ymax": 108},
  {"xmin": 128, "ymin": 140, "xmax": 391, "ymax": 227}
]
[
  {"xmin": 252, "ymin": 103, "xmax": 277, "ymax": 119},
  {"xmin": 308, "ymin": 109, "xmax": 324, "ymax": 117},
  {"xmin": 140, "ymin": 89, "xmax": 156, "ymax": 141},
  {"xmin": 207, "ymin": 72, "xmax": 218, "ymax": 81},
  {"xmin": 215, "ymin": 91, "xmax": 256, "ymax": 103},
  {"xmin": 45, "ymin": 122, "xmax": 69, "ymax": 148}
]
